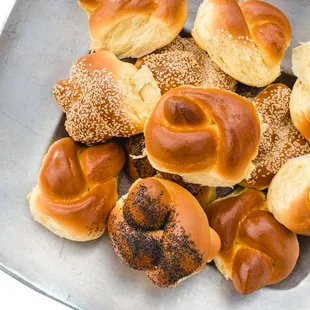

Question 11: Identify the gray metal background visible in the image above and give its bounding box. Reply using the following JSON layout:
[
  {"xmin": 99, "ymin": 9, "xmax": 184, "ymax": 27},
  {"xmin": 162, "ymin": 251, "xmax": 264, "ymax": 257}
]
[{"xmin": 0, "ymin": 1, "xmax": 309, "ymax": 309}]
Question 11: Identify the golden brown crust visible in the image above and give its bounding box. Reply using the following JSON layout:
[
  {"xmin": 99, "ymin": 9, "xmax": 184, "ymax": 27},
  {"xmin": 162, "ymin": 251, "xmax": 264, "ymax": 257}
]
[
  {"xmin": 79, "ymin": 0, "xmax": 187, "ymax": 57},
  {"xmin": 156, "ymin": 172, "xmax": 216, "ymax": 207},
  {"xmin": 242, "ymin": 84, "xmax": 310, "ymax": 189},
  {"xmin": 290, "ymin": 81, "xmax": 310, "ymax": 142},
  {"xmin": 267, "ymin": 155, "xmax": 310, "ymax": 236},
  {"xmin": 280, "ymin": 189, "xmax": 310, "ymax": 235},
  {"xmin": 144, "ymin": 85, "xmax": 261, "ymax": 186},
  {"xmin": 108, "ymin": 177, "xmax": 220, "ymax": 287},
  {"xmin": 28, "ymin": 138, "xmax": 125, "ymax": 241},
  {"xmin": 205, "ymin": 189, "xmax": 299, "ymax": 295},
  {"xmin": 136, "ymin": 37, "xmax": 236, "ymax": 94},
  {"xmin": 239, "ymin": 0, "xmax": 291, "ymax": 65},
  {"xmin": 53, "ymin": 51, "xmax": 160, "ymax": 144},
  {"xmin": 125, "ymin": 134, "xmax": 216, "ymax": 204},
  {"xmin": 290, "ymin": 42, "xmax": 310, "ymax": 143},
  {"xmin": 192, "ymin": 0, "xmax": 291, "ymax": 86}
]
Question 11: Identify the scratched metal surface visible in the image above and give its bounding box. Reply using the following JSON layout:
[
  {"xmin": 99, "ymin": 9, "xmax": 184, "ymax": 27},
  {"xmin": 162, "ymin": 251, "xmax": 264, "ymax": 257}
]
[{"xmin": 0, "ymin": 1, "xmax": 309, "ymax": 309}]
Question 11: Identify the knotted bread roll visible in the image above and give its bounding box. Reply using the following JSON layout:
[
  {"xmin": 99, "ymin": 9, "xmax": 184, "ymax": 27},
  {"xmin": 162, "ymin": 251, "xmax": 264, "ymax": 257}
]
[
  {"xmin": 242, "ymin": 84, "xmax": 310, "ymax": 189},
  {"xmin": 53, "ymin": 51, "xmax": 160, "ymax": 144},
  {"xmin": 290, "ymin": 42, "xmax": 310, "ymax": 142},
  {"xmin": 78, "ymin": 0, "xmax": 187, "ymax": 58},
  {"xmin": 205, "ymin": 189, "xmax": 299, "ymax": 295},
  {"xmin": 136, "ymin": 37, "xmax": 236, "ymax": 94},
  {"xmin": 267, "ymin": 155, "xmax": 310, "ymax": 236},
  {"xmin": 192, "ymin": 0, "xmax": 291, "ymax": 87},
  {"xmin": 108, "ymin": 177, "xmax": 221, "ymax": 287},
  {"xmin": 144, "ymin": 85, "xmax": 261, "ymax": 187},
  {"xmin": 28, "ymin": 138, "xmax": 125, "ymax": 241}
]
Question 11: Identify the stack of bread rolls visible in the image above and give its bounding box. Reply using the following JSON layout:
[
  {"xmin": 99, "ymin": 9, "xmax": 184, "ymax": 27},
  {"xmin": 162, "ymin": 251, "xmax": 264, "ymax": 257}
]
[{"xmin": 28, "ymin": 0, "xmax": 310, "ymax": 294}]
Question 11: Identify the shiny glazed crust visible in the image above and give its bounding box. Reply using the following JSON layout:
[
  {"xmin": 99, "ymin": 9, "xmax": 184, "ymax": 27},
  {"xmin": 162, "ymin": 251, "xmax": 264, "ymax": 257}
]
[
  {"xmin": 108, "ymin": 177, "xmax": 221, "ymax": 287},
  {"xmin": 125, "ymin": 134, "xmax": 216, "ymax": 206},
  {"xmin": 205, "ymin": 189, "xmax": 299, "ymax": 294},
  {"xmin": 78, "ymin": 0, "xmax": 187, "ymax": 57},
  {"xmin": 144, "ymin": 85, "xmax": 261, "ymax": 187},
  {"xmin": 28, "ymin": 138, "xmax": 125, "ymax": 241}
]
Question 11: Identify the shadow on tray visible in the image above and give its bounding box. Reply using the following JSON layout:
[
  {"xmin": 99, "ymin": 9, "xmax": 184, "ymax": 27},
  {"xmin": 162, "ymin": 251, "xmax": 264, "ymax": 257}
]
[{"xmin": 269, "ymin": 235, "xmax": 310, "ymax": 290}]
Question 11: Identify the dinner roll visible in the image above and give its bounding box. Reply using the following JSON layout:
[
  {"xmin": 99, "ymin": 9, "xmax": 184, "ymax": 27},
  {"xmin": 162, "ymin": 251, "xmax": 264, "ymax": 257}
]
[
  {"xmin": 78, "ymin": 0, "xmax": 187, "ymax": 58},
  {"xmin": 53, "ymin": 51, "xmax": 160, "ymax": 144},
  {"xmin": 136, "ymin": 37, "xmax": 236, "ymax": 94},
  {"xmin": 290, "ymin": 42, "xmax": 310, "ymax": 142},
  {"xmin": 242, "ymin": 84, "xmax": 310, "ymax": 189},
  {"xmin": 144, "ymin": 85, "xmax": 261, "ymax": 187},
  {"xmin": 205, "ymin": 189, "xmax": 299, "ymax": 295},
  {"xmin": 108, "ymin": 177, "xmax": 221, "ymax": 287},
  {"xmin": 192, "ymin": 0, "xmax": 291, "ymax": 87},
  {"xmin": 28, "ymin": 138, "xmax": 125, "ymax": 241},
  {"xmin": 267, "ymin": 155, "xmax": 310, "ymax": 236}
]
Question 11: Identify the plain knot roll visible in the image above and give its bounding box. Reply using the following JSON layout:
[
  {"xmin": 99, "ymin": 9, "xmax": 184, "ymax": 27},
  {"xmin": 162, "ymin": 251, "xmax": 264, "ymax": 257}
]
[
  {"xmin": 192, "ymin": 0, "xmax": 291, "ymax": 87},
  {"xmin": 144, "ymin": 85, "xmax": 261, "ymax": 187},
  {"xmin": 28, "ymin": 138, "xmax": 125, "ymax": 241},
  {"xmin": 78, "ymin": 0, "xmax": 187, "ymax": 58},
  {"xmin": 205, "ymin": 189, "xmax": 299, "ymax": 295},
  {"xmin": 108, "ymin": 177, "xmax": 221, "ymax": 287}
]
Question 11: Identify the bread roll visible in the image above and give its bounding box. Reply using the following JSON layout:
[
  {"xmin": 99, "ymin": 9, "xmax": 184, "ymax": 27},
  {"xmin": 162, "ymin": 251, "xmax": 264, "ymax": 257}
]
[
  {"xmin": 108, "ymin": 177, "xmax": 221, "ymax": 287},
  {"xmin": 136, "ymin": 37, "xmax": 236, "ymax": 94},
  {"xmin": 53, "ymin": 51, "xmax": 161, "ymax": 144},
  {"xmin": 267, "ymin": 155, "xmax": 310, "ymax": 236},
  {"xmin": 192, "ymin": 0, "xmax": 291, "ymax": 87},
  {"xmin": 28, "ymin": 138, "xmax": 125, "ymax": 241},
  {"xmin": 125, "ymin": 133, "xmax": 156, "ymax": 182},
  {"xmin": 292, "ymin": 41, "xmax": 310, "ymax": 85},
  {"xmin": 205, "ymin": 189, "xmax": 299, "ymax": 295},
  {"xmin": 78, "ymin": 0, "xmax": 187, "ymax": 58},
  {"xmin": 290, "ymin": 42, "xmax": 310, "ymax": 142},
  {"xmin": 144, "ymin": 85, "xmax": 261, "ymax": 187},
  {"xmin": 242, "ymin": 84, "xmax": 310, "ymax": 189}
]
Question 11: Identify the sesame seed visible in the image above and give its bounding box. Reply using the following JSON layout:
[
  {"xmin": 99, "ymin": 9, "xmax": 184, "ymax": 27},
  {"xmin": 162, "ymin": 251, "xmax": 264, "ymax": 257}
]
[
  {"xmin": 53, "ymin": 57, "xmax": 139, "ymax": 144},
  {"xmin": 136, "ymin": 37, "xmax": 236, "ymax": 94},
  {"xmin": 245, "ymin": 84, "xmax": 310, "ymax": 188}
]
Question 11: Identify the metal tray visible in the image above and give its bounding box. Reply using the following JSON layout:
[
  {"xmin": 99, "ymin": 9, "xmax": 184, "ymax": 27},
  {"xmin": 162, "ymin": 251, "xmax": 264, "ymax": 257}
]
[{"xmin": 0, "ymin": 1, "xmax": 309, "ymax": 309}]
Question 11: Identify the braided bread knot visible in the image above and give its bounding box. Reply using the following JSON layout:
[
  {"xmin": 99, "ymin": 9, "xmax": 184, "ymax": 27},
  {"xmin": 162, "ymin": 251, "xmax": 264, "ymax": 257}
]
[
  {"xmin": 145, "ymin": 86, "xmax": 261, "ymax": 187},
  {"xmin": 205, "ymin": 189, "xmax": 299, "ymax": 294},
  {"xmin": 78, "ymin": 0, "xmax": 188, "ymax": 58},
  {"xmin": 28, "ymin": 138, "xmax": 125, "ymax": 241},
  {"xmin": 192, "ymin": 0, "xmax": 291, "ymax": 86},
  {"xmin": 108, "ymin": 177, "xmax": 220, "ymax": 287}
]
